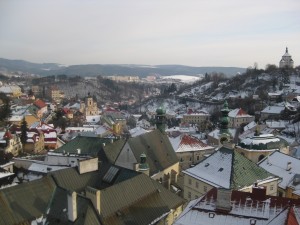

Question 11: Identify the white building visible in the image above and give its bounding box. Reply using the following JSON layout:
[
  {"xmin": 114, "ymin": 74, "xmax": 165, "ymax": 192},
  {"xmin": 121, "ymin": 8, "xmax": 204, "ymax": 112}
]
[{"xmin": 279, "ymin": 47, "xmax": 294, "ymax": 68}]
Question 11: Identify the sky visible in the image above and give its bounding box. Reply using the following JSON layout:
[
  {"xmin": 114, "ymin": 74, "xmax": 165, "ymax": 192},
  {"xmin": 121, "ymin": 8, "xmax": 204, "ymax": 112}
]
[{"xmin": 0, "ymin": 0, "xmax": 299, "ymax": 68}]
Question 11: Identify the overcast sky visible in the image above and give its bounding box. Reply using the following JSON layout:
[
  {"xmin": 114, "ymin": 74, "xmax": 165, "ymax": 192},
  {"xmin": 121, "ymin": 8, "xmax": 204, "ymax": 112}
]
[{"xmin": 0, "ymin": 0, "xmax": 299, "ymax": 68}]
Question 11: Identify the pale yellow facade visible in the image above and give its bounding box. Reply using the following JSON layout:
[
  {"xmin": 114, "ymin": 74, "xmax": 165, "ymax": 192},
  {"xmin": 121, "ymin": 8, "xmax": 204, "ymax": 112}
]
[
  {"xmin": 152, "ymin": 162, "xmax": 180, "ymax": 190},
  {"xmin": 235, "ymin": 145, "xmax": 290, "ymax": 163},
  {"xmin": 182, "ymin": 113, "xmax": 210, "ymax": 125},
  {"xmin": 229, "ymin": 116, "xmax": 254, "ymax": 128},
  {"xmin": 183, "ymin": 173, "xmax": 279, "ymax": 201}
]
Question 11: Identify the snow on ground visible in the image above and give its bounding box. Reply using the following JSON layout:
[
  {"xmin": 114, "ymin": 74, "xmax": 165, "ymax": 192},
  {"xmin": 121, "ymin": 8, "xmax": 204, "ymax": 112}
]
[{"xmin": 161, "ymin": 75, "xmax": 203, "ymax": 84}]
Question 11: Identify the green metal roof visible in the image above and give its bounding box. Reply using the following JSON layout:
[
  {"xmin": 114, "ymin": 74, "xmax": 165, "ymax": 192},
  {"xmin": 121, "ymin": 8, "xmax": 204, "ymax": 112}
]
[
  {"xmin": 223, "ymin": 147, "xmax": 276, "ymax": 189},
  {"xmin": 56, "ymin": 136, "xmax": 111, "ymax": 157}
]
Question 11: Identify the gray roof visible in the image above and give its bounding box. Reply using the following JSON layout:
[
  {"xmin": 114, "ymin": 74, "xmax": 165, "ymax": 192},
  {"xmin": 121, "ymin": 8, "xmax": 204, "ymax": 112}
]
[
  {"xmin": 258, "ymin": 151, "xmax": 300, "ymax": 189},
  {"xmin": 127, "ymin": 129, "xmax": 179, "ymax": 175},
  {"xmin": 184, "ymin": 146, "xmax": 276, "ymax": 189},
  {"xmin": 0, "ymin": 177, "xmax": 56, "ymax": 225}
]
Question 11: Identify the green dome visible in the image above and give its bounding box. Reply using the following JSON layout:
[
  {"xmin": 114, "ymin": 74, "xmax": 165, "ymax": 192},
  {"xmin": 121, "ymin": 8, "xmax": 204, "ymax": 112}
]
[{"xmin": 156, "ymin": 106, "xmax": 166, "ymax": 115}]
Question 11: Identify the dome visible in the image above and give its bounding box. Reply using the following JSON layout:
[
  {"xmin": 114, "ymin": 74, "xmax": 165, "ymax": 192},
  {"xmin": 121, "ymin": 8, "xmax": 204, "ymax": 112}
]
[
  {"xmin": 156, "ymin": 106, "xmax": 166, "ymax": 115},
  {"xmin": 238, "ymin": 134, "xmax": 288, "ymax": 150}
]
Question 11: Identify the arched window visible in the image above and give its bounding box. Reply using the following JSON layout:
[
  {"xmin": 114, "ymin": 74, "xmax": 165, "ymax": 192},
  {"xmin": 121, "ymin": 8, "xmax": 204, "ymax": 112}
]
[{"xmin": 258, "ymin": 154, "xmax": 265, "ymax": 162}]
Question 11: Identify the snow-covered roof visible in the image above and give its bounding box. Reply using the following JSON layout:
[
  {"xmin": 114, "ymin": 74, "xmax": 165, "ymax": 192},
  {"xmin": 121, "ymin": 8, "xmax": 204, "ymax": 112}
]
[
  {"xmin": 258, "ymin": 151, "xmax": 300, "ymax": 190},
  {"xmin": 229, "ymin": 108, "xmax": 253, "ymax": 118},
  {"xmin": 183, "ymin": 149, "xmax": 232, "ymax": 188},
  {"xmin": 266, "ymin": 120, "xmax": 287, "ymax": 129},
  {"xmin": 0, "ymin": 171, "xmax": 14, "ymax": 179},
  {"xmin": 129, "ymin": 127, "xmax": 150, "ymax": 137},
  {"xmin": 9, "ymin": 115, "xmax": 24, "ymax": 122},
  {"xmin": 169, "ymin": 134, "xmax": 214, "ymax": 153},
  {"xmin": 28, "ymin": 163, "xmax": 68, "ymax": 174},
  {"xmin": 243, "ymin": 121, "xmax": 257, "ymax": 131},
  {"xmin": 261, "ymin": 106, "xmax": 285, "ymax": 114},
  {"xmin": 173, "ymin": 188, "xmax": 300, "ymax": 225},
  {"xmin": 239, "ymin": 134, "xmax": 286, "ymax": 150},
  {"xmin": 208, "ymin": 128, "xmax": 236, "ymax": 140},
  {"xmin": 86, "ymin": 115, "xmax": 101, "ymax": 123}
]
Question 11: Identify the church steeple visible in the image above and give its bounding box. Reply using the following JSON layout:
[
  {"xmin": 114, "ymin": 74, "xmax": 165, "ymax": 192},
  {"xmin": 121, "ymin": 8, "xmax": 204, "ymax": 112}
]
[
  {"xmin": 220, "ymin": 101, "xmax": 230, "ymax": 134},
  {"xmin": 280, "ymin": 47, "xmax": 294, "ymax": 68},
  {"xmin": 155, "ymin": 106, "xmax": 166, "ymax": 133},
  {"xmin": 219, "ymin": 101, "xmax": 232, "ymax": 145}
]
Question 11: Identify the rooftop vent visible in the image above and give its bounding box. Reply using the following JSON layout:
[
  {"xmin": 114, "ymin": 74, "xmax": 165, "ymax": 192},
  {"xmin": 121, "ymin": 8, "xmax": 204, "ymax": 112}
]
[
  {"xmin": 286, "ymin": 161, "xmax": 292, "ymax": 171},
  {"xmin": 216, "ymin": 188, "xmax": 232, "ymax": 212}
]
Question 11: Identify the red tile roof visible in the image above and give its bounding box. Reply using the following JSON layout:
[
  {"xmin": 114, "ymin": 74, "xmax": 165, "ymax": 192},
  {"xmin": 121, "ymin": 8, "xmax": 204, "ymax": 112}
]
[{"xmin": 34, "ymin": 99, "xmax": 47, "ymax": 109}]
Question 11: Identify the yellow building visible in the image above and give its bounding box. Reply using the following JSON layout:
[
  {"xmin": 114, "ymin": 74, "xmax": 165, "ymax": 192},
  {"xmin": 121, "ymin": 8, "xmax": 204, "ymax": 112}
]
[
  {"xmin": 183, "ymin": 145, "xmax": 280, "ymax": 201},
  {"xmin": 236, "ymin": 133, "xmax": 289, "ymax": 163},
  {"xmin": 182, "ymin": 110, "xmax": 210, "ymax": 125}
]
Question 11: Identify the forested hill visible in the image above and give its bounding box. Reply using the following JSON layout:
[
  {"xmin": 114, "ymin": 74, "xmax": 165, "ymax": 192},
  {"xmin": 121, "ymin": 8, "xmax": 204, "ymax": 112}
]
[{"xmin": 0, "ymin": 58, "xmax": 245, "ymax": 77}]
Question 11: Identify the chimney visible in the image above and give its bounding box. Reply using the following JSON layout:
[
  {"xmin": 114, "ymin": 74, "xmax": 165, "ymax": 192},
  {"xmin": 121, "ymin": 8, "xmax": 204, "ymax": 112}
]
[
  {"xmin": 77, "ymin": 148, "xmax": 81, "ymax": 155},
  {"xmin": 216, "ymin": 188, "xmax": 232, "ymax": 212},
  {"xmin": 85, "ymin": 186, "xmax": 101, "ymax": 214},
  {"xmin": 252, "ymin": 183, "xmax": 266, "ymax": 200},
  {"xmin": 286, "ymin": 162, "xmax": 292, "ymax": 171},
  {"xmin": 67, "ymin": 191, "xmax": 77, "ymax": 222}
]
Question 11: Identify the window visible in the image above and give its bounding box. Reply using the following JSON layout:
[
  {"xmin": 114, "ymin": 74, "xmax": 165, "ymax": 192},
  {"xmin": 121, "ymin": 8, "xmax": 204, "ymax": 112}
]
[
  {"xmin": 197, "ymin": 155, "xmax": 200, "ymax": 161},
  {"xmin": 270, "ymin": 185, "xmax": 274, "ymax": 191},
  {"xmin": 196, "ymin": 182, "xmax": 199, "ymax": 188},
  {"xmin": 188, "ymin": 179, "xmax": 192, "ymax": 185},
  {"xmin": 188, "ymin": 192, "xmax": 191, "ymax": 199},
  {"xmin": 204, "ymin": 186, "xmax": 207, "ymax": 192}
]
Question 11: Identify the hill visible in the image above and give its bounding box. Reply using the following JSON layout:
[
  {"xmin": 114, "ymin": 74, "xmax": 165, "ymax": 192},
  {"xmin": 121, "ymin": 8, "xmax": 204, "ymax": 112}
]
[{"xmin": 0, "ymin": 58, "xmax": 245, "ymax": 77}]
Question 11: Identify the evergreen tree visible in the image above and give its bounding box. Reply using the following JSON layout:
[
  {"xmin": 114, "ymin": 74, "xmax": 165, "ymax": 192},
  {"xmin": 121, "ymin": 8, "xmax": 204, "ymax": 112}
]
[{"xmin": 20, "ymin": 118, "xmax": 28, "ymax": 144}]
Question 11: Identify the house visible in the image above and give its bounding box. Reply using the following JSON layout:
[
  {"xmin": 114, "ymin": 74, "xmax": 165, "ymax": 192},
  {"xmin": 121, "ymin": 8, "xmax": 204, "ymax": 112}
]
[
  {"xmin": 0, "ymin": 130, "xmax": 22, "ymax": 156},
  {"xmin": 258, "ymin": 151, "xmax": 300, "ymax": 199},
  {"xmin": 169, "ymin": 134, "xmax": 215, "ymax": 170},
  {"xmin": 0, "ymin": 156, "xmax": 15, "ymax": 188},
  {"xmin": 260, "ymin": 105, "xmax": 285, "ymax": 120},
  {"xmin": 0, "ymin": 85, "xmax": 22, "ymax": 97},
  {"xmin": 228, "ymin": 108, "xmax": 254, "ymax": 128},
  {"xmin": 114, "ymin": 129, "xmax": 180, "ymax": 190},
  {"xmin": 23, "ymin": 129, "xmax": 45, "ymax": 154},
  {"xmin": 173, "ymin": 187, "xmax": 300, "ymax": 225},
  {"xmin": 182, "ymin": 109, "xmax": 210, "ymax": 125},
  {"xmin": 0, "ymin": 161, "xmax": 185, "ymax": 225},
  {"xmin": 183, "ymin": 144, "xmax": 279, "ymax": 201},
  {"xmin": 32, "ymin": 99, "xmax": 48, "ymax": 118},
  {"xmin": 47, "ymin": 86, "xmax": 63, "ymax": 102},
  {"xmin": 31, "ymin": 122, "xmax": 58, "ymax": 149}
]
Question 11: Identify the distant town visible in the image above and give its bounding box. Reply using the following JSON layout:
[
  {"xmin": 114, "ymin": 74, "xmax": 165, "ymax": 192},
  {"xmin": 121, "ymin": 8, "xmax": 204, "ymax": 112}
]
[{"xmin": 0, "ymin": 47, "xmax": 300, "ymax": 225}]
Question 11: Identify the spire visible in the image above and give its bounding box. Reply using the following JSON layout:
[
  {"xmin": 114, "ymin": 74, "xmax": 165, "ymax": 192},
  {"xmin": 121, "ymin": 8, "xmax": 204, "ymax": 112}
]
[
  {"xmin": 220, "ymin": 101, "xmax": 230, "ymax": 135},
  {"xmin": 155, "ymin": 105, "xmax": 166, "ymax": 133}
]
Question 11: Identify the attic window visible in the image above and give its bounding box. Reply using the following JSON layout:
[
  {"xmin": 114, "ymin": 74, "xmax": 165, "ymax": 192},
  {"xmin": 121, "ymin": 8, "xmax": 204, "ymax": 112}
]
[
  {"xmin": 218, "ymin": 168, "xmax": 223, "ymax": 172},
  {"xmin": 205, "ymin": 163, "xmax": 209, "ymax": 167},
  {"xmin": 250, "ymin": 219, "xmax": 256, "ymax": 225}
]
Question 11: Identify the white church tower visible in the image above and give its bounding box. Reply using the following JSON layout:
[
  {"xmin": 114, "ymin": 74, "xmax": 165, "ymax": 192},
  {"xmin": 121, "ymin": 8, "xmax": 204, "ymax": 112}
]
[{"xmin": 279, "ymin": 47, "xmax": 294, "ymax": 68}]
